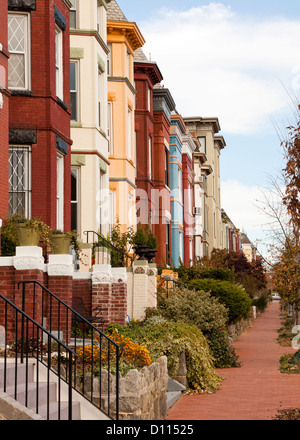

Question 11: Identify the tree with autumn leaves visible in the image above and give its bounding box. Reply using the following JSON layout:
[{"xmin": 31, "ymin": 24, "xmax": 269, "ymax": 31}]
[{"xmin": 271, "ymin": 118, "xmax": 300, "ymax": 321}]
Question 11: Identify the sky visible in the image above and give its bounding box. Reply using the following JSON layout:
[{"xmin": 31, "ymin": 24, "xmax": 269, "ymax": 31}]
[{"xmin": 117, "ymin": 0, "xmax": 300, "ymax": 259}]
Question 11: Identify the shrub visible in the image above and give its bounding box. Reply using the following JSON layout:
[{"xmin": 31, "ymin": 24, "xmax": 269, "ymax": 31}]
[
  {"xmin": 189, "ymin": 278, "xmax": 252, "ymax": 323},
  {"xmin": 107, "ymin": 320, "xmax": 222, "ymax": 393},
  {"xmin": 252, "ymin": 291, "xmax": 270, "ymax": 312},
  {"xmin": 206, "ymin": 329, "xmax": 241, "ymax": 368},
  {"xmin": 198, "ymin": 268, "xmax": 234, "ymax": 282},
  {"xmin": 77, "ymin": 331, "xmax": 151, "ymax": 370},
  {"xmin": 158, "ymin": 287, "xmax": 229, "ymax": 333}
]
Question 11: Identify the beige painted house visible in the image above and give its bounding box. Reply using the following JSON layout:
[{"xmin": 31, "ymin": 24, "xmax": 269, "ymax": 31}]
[
  {"xmin": 184, "ymin": 117, "xmax": 226, "ymax": 256},
  {"xmin": 70, "ymin": 0, "xmax": 112, "ymax": 238},
  {"xmin": 107, "ymin": 0, "xmax": 145, "ymax": 233}
]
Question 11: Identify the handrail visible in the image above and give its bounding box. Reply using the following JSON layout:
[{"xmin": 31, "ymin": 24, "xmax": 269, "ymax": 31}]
[
  {"xmin": 84, "ymin": 230, "xmax": 134, "ymax": 267},
  {"xmin": 0, "ymin": 293, "xmax": 76, "ymax": 420},
  {"xmin": 18, "ymin": 280, "xmax": 121, "ymax": 420}
]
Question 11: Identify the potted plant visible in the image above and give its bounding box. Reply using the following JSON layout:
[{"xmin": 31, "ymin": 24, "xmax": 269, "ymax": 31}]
[
  {"xmin": 11, "ymin": 214, "xmax": 52, "ymax": 248},
  {"xmin": 50, "ymin": 229, "xmax": 72, "ymax": 254},
  {"xmin": 132, "ymin": 225, "xmax": 149, "ymax": 260},
  {"xmin": 50, "ymin": 229, "xmax": 82, "ymax": 258},
  {"xmin": 145, "ymin": 228, "xmax": 158, "ymax": 263}
]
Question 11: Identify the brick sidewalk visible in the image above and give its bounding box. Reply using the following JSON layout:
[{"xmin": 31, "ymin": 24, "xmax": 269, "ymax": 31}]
[{"xmin": 166, "ymin": 302, "xmax": 300, "ymax": 420}]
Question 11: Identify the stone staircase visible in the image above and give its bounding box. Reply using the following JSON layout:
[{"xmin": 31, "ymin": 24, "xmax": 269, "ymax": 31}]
[
  {"xmin": 0, "ymin": 359, "xmax": 110, "ymax": 420},
  {"xmin": 0, "ymin": 360, "xmax": 81, "ymax": 420}
]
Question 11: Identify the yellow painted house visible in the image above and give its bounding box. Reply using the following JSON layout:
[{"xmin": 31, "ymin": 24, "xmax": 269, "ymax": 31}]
[{"xmin": 107, "ymin": 0, "xmax": 145, "ymax": 233}]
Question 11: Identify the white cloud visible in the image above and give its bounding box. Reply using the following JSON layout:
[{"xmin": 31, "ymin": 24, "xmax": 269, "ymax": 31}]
[
  {"xmin": 141, "ymin": 3, "xmax": 300, "ymax": 135},
  {"xmin": 221, "ymin": 179, "xmax": 265, "ymax": 233}
]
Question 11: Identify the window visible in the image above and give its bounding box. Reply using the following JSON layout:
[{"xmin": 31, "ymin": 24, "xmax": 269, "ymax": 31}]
[
  {"xmin": 55, "ymin": 26, "xmax": 63, "ymax": 99},
  {"xmin": 178, "ymin": 167, "xmax": 182, "ymax": 202},
  {"xmin": 70, "ymin": 61, "xmax": 78, "ymax": 121},
  {"xmin": 97, "ymin": 3, "xmax": 102, "ymax": 34},
  {"xmin": 70, "ymin": 0, "xmax": 77, "ymax": 29},
  {"xmin": 71, "ymin": 167, "xmax": 80, "ymax": 232},
  {"xmin": 98, "ymin": 171, "xmax": 104, "ymax": 234},
  {"xmin": 98, "ymin": 68, "xmax": 103, "ymax": 128},
  {"xmin": 127, "ymin": 108, "xmax": 132, "ymax": 158},
  {"xmin": 165, "ymin": 148, "xmax": 169, "ymax": 187},
  {"xmin": 126, "ymin": 49, "xmax": 130, "ymax": 80},
  {"xmin": 179, "ymin": 230, "xmax": 183, "ymax": 262},
  {"xmin": 148, "ymin": 86, "xmax": 151, "ymax": 112},
  {"xmin": 8, "ymin": 13, "xmax": 30, "ymax": 90},
  {"xmin": 197, "ymin": 136, "xmax": 206, "ymax": 154},
  {"xmin": 109, "ymin": 190, "xmax": 114, "ymax": 233},
  {"xmin": 148, "ymin": 136, "xmax": 152, "ymax": 180},
  {"xmin": 107, "ymin": 102, "xmax": 113, "ymax": 153},
  {"xmin": 57, "ymin": 154, "xmax": 64, "ymax": 230},
  {"xmin": 107, "ymin": 43, "xmax": 112, "ymax": 76},
  {"xmin": 9, "ymin": 146, "xmax": 32, "ymax": 218},
  {"xmin": 166, "ymin": 221, "xmax": 170, "ymax": 265}
]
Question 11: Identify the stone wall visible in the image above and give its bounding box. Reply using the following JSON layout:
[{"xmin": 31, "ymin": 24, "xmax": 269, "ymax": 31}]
[{"xmin": 84, "ymin": 356, "xmax": 169, "ymax": 420}]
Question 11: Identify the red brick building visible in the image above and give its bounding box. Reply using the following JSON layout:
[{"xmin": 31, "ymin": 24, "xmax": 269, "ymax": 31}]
[
  {"xmin": 0, "ymin": 0, "xmax": 9, "ymax": 221},
  {"xmin": 134, "ymin": 49, "xmax": 163, "ymax": 228},
  {"xmin": 7, "ymin": 0, "xmax": 71, "ymax": 230}
]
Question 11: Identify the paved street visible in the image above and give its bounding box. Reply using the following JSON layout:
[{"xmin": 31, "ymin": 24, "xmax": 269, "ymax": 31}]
[{"xmin": 166, "ymin": 302, "xmax": 300, "ymax": 420}]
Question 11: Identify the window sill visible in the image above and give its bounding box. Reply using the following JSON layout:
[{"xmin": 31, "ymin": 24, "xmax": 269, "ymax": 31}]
[{"xmin": 10, "ymin": 90, "xmax": 33, "ymax": 97}]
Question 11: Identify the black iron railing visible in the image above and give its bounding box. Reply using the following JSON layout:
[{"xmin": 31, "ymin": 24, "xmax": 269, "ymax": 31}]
[
  {"xmin": 0, "ymin": 293, "xmax": 76, "ymax": 420},
  {"xmin": 84, "ymin": 230, "xmax": 134, "ymax": 268},
  {"xmin": 11, "ymin": 281, "xmax": 121, "ymax": 420}
]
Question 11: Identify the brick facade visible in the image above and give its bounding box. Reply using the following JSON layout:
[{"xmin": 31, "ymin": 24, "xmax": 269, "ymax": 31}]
[
  {"xmin": 0, "ymin": 0, "xmax": 9, "ymax": 221},
  {"xmin": 8, "ymin": 0, "xmax": 71, "ymax": 230}
]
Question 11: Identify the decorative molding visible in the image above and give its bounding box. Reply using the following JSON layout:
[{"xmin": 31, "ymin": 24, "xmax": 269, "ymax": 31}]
[
  {"xmin": 14, "ymin": 257, "xmax": 44, "ymax": 271},
  {"xmin": 92, "ymin": 264, "xmax": 112, "ymax": 285},
  {"xmin": 111, "ymin": 268, "xmax": 127, "ymax": 284},
  {"xmin": 48, "ymin": 264, "xmax": 74, "ymax": 277}
]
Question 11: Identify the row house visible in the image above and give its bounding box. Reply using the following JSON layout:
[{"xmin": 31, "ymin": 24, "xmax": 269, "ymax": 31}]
[
  {"xmin": 221, "ymin": 209, "xmax": 241, "ymax": 252},
  {"xmin": 7, "ymin": 0, "xmax": 72, "ymax": 230},
  {"xmin": 240, "ymin": 232, "xmax": 256, "ymax": 262},
  {"xmin": 184, "ymin": 117, "xmax": 225, "ymax": 257},
  {"xmin": 69, "ymin": 0, "xmax": 112, "ymax": 237},
  {"xmin": 152, "ymin": 85, "xmax": 176, "ymax": 267},
  {"xmin": 0, "ymin": 0, "xmax": 9, "ymax": 223},
  {"xmin": 107, "ymin": 1, "xmax": 145, "ymax": 233}
]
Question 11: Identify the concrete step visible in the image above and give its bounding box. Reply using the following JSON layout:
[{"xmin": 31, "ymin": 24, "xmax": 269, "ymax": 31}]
[
  {"xmin": 37, "ymin": 400, "xmax": 81, "ymax": 420},
  {"xmin": 167, "ymin": 391, "xmax": 183, "ymax": 410},
  {"xmin": 0, "ymin": 362, "xmax": 35, "ymax": 388},
  {"xmin": 4, "ymin": 381, "xmax": 57, "ymax": 408},
  {"xmin": 166, "ymin": 377, "xmax": 186, "ymax": 410}
]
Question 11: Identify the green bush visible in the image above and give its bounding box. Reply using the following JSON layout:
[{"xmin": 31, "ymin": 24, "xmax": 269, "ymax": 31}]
[
  {"xmin": 157, "ymin": 287, "xmax": 229, "ymax": 333},
  {"xmin": 189, "ymin": 278, "xmax": 252, "ymax": 323},
  {"xmin": 252, "ymin": 292, "xmax": 270, "ymax": 312},
  {"xmin": 198, "ymin": 268, "xmax": 234, "ymax": 282},
  {"xmin": 206, "ymin": 329, "xmax": 241, "ymax": 368},
  {"xmin": 106, "ymin": 320, "xmax": 222, "ymax": 393}
]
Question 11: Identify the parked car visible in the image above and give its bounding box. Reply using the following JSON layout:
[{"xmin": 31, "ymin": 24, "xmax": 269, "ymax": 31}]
[{"xmin": 271, "ymin": 292, "xmax": 281, "ymax": 301}]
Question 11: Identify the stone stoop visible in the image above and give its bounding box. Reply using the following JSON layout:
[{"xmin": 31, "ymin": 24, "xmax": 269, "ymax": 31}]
[
  {"xmin": 166, "ymin": 377, "xmax": 186, "ymax": 410},
  {"xmin": 0, "ymin": 362, "xmax": 80, "ymax": 420}
]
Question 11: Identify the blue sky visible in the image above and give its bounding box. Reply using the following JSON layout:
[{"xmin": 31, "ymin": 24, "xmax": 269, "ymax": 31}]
[{"xmin": 117, "ymin": 0, "xmax": 300, "ymax": 257}]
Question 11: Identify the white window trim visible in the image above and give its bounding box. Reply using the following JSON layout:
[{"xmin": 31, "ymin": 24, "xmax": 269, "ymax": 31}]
[
  {"xmin": 8, "ymin": 12, "xmax": 31, "ymax": 91},
  {"xmin": 98, "ymin": 67, "xmax": 103, "ymax": 129},
  {"xmin": 55, "ymin": 26, "xmax": 63, "ymax": 100},
  {"xmin": 9, "ymin": 145, "xmax": 32, "ymax": 218},
  {"xmin": 107, "ymin": 101, "xmax": 113, "ymax": 154},
  {"xmin": 149, "ymin": 136, "xmax": 152, "ymax": 180},
  {"xmin": 71, "ymin": 166, "xmax": 80, "ymax": 233},
  {"xmin": 70, "ymin": 60, "xmax": 79, "ymax": 121},
  {"xmin": 127, "ymin": 107, "xmax": 132, "ymax": 158},
  {"xmin": 57, "ymin": 153, "xmax": 64, "ymax": 230},
  {"xmin": 107, "ymin": 42, "xmax": 112, "ymax": 76}
]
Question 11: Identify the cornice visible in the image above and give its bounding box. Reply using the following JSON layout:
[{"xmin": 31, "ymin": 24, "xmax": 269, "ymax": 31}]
[
  {"xmin": 107, "ymin": 20, "xmax": 145, "ymax": 52},
  {"xmin": 70, "ymin": 29, "xmax": 109, "ymax": 54}
]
